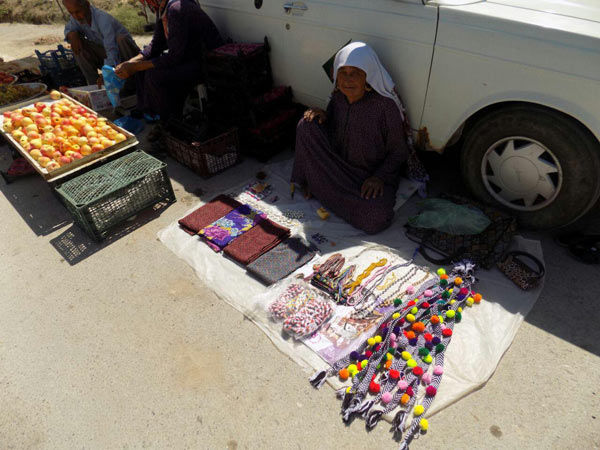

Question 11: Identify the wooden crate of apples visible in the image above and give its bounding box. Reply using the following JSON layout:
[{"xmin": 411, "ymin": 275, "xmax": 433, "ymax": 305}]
[{"xmin": 1, "ymin": 90, "xmax": 128, "ymax": 173}]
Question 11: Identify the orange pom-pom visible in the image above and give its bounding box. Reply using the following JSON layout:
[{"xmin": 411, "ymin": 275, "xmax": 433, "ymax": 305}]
[
  {"xmin": 339, "ymin": 368, "xmax": 349, "ymax": 380},
  {"xmin": 474, "ymin": 293, "xmax": 482, "ymax": 303},
  {"xmin": 400, "ymin": 393, "xmax": 410, "ymax": 405},
  {"xmin": 440, "ymin": 274, "xmax": 449, "ymax": 280},
  {"xmin": 430, "ymin": 315, "xmax": 440, "ymax": 324},
  {"xmin": 385, "ymin": 359, "xmax": 393, "ymax": 369},
  {"xmin": 405, "ymin": 331, "xmax": 416, "ymax": 340},
  {"xmin": 412, "ymin": 322, "xmax": 426, "ymax": 333},
  {"xmin": 454, "ymin": 277, "xmax": 463, "ymax": 286}
]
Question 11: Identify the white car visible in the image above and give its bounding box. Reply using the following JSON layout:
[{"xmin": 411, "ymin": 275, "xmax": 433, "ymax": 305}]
[{"xmin": 202, "ymin": 0, "xmax": 600, "ymax": 229}]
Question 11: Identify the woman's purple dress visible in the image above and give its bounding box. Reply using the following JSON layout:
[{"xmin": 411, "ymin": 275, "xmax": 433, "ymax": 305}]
[
  {"xmin": 136, "ymin": 0, "xmax": 223, "ymax": 120},
  {"xmin": 291, "ymin": 90, "xmax": 408, "ymax": 234}
]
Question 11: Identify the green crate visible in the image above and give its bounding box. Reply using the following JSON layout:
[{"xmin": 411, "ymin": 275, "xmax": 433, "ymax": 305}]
[{"xmin": 56, "ymin": 151, "xmax": 176, "ymax": 241}]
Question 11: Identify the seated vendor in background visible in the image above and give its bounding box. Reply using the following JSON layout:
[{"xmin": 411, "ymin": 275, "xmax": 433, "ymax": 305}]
[
  {"xmin": 292, "ymin": 42, "xmax": 410, "ymax": 234},
  {"xmin": 63, "ymin": 0, "xmax": 140, "ymax": 87},
  {"xmin": 115, "ymin": 0, "xmax": 223, "ymax": 140}
]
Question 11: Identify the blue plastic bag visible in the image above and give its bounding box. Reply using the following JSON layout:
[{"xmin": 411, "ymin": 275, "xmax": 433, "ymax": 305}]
[
  {"xmin": 114, "ymin": 116, "xmax": 145, "ymax": 135},
  {"xmin": 101, "ymin": 65, "xmax": 125, "ymax": 107}
]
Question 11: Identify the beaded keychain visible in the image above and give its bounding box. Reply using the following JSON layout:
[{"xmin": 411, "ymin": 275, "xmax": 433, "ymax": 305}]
[{"xmin": 309, "ymin": 262, "xmax": 482, "ymax": 449}]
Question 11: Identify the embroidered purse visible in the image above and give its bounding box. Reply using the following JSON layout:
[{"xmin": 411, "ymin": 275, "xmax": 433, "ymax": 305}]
[{"xmin": 497, "ymin": 251, "xmax": 545, "ymax": 290}]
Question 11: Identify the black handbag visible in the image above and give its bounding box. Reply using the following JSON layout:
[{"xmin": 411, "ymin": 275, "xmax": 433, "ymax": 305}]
[
  {"xmin": 497, "ymin": 251, "xmax": 545, "ymax": 290},
  {"xmin": 405, "ymin": 195, "xmax": 517, "ymax": 269}
]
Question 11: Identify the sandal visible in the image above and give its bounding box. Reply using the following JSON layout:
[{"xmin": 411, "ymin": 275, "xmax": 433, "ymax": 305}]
[{"xmin": 568, "ymin": 237, "xmax": 600, "ymax": 265}]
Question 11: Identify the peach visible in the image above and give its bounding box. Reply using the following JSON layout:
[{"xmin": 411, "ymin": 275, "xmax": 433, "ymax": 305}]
[
  {"xmin": 51, "ymin": 115, "xmax": 61, "ymax": 126},
  {"xmin": 52, "ymin": 151, "xmax": 63, "ymax": 162},
  {"xmin": 49, "ymin": 90, "xmax": 61, "ymax": 100},
  {"xmin": 42, "ymin": 108, "xmax": 51, "ymax": 118},
  {"xmin": 45, "ymin": 161, "xmax": 60, "ymax": 172},
  {"xmin": 21, "ymin": 143, "xmax": 32, "ymax": 152},
  {"xmin": 40, "ymin": 145, "xmax": 55, "ymax": 157},
  {"xmin": 3, "ymin": 120, "xmax": 13, "ymax": 132},
  {"xmin": 26, "ymin": 131, "xmax": 40, "ymax": 140},
  {"xmin": 91, "ymin": 143, "xmax": 104, "ymax": 153},
  {"xmin": 19, "ymin": 136, "xmax": 29, "ymax": 147},
  {"xmin": 42, "ymin": 125, "xmax": 54, "ymax": 133},
  {"xmin": 114, "ymin": 133, "xmax": 127, "ymax": 143},
  {"xmin": 12, "ymin": 130, "xmax": 25, "ymax": 140},
  {"xmin": 38, "ymin": 156, "xmax": 52, "ymax": 168},
  {"xmin": 35, "ymin": 118, "xmax": 48, "ymax": 128},
  {"xmin": 86, "ymin": 130, "xmax": 98, "ymax": 139},
  {"xmin": 58, "ymin": 156, "xmax": 72, "ymax": 167},
  {"xmin": 71, "ymin": 152, "xmax": 83, "ymax": 160},
  {"xmin": 24, "ymin": 124, "xmax": 38, "ymax": 133},
  {"xmin": 42, "ymin": 133, "xmax": 56, "ymax": 144},
  {"xmin": 80, "ymin": 144, "xmax": 92, "ymax": 156},
  {"xmin": 88, "ymin": 137, "xmax": 100, "ymax": 145},
  {"xmin": 29, "ymin": 149, "xmax": 43, "ymax": 160},
  {"xmin": 77, "ymin": 136, "xmax": 88, "ymax": 146},
  {"xmin": 30, "ymin": 138, "xmax": 42, "ymax": 149},
  {"xmin": 21, "ymin": 117, "xmax": 34, "ymax": 127},
  {"xmin": 60, "ymin": 118, "xmax": 71, "ymax": 126}
]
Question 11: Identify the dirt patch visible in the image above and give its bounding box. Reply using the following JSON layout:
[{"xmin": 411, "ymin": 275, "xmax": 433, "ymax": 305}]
[{"xmin": 34, "ymin": 35, "xmax": 62, "ymax": 46}]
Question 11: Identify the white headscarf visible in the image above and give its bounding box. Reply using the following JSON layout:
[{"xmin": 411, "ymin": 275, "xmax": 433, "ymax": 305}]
[{"xmin": 333, "ymin": 41, "xmax": 402, "ymax": 114}]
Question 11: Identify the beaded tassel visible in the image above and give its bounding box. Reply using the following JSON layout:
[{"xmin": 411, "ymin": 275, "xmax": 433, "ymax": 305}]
[{"xmin": 309, "ymin": 262, "xmax": 482, "ymax": 448}]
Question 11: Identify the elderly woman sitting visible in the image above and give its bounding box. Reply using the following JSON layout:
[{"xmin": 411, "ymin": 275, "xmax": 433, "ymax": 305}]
[{"xmin": 292, "ymin": 42, "xmax": 413, "ymax": 234}]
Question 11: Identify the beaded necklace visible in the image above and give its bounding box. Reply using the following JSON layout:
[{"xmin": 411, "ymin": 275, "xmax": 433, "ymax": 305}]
[{"xmin": 309, "ymin": 262, "xmax": 483, "ymax": 448}]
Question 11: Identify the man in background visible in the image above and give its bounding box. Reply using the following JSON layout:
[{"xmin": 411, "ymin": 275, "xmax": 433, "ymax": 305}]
[{"xmin": 63, "ymin": 0, "xmax": 140, "ymax": 87}]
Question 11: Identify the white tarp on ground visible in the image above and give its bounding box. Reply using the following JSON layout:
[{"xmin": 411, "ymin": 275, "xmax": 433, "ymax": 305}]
[{"xmin": 158, "ymin": 157, "xmax": 544, "ymax": 418}]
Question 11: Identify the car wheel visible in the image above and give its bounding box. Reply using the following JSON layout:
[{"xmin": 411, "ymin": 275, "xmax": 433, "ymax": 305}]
[{"xmin": 460, "ymin": 105, "xmax": 600, "ymax": 229}]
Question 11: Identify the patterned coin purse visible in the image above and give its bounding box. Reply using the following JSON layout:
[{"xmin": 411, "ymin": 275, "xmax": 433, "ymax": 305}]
[{"xmin": 497, "ymin": 251, "xmax": 545, "ymax": 290}]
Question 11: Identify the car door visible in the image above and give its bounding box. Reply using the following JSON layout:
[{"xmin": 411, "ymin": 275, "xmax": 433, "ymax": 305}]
[{"xmin": 201, "ymin": 0, "xmax": 437, "ymax": 129}]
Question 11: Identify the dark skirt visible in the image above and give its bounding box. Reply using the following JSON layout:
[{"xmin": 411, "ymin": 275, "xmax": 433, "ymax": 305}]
[{"xmin": 291, "ymin": 119, "xmax": 396, "ymax": 234}]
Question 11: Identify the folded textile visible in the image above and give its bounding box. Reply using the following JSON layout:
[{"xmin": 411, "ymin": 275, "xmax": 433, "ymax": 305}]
[
  {"xmin": 199, "ymin": 204, "xmax": 266, "ymax": 250},
  {"xmin": 178, "ymin": 194, "xmax": 241, "ymax": 236},
  {"xmin": 224, "ymin": 219, "xmax": 290, "ymax": 265},
  {"xmin": 178, "ymin": 194, "xmax": 290, "ymax": 261},
  {"xmin": 247, "ymin": 237, "xmax": 319, "ymax": 285}
]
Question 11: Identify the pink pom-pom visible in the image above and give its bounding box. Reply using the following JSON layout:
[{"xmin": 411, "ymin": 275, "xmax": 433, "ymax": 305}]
[
  {"xmin": 381, "ymin": 392, "xmax": 393, "ymax": 404},
  {"xmin": 433, "ymin": 365, "xmax": 444, "ymax": 376},
  {"xmin": 460, "ymin": 287, "xmax": 469, "ymax": 296},
  {"xmin": 426, "ymin": 386, "xmax": 437, "ymax": 396},
  {"xmin": 421, "ymin": 373, "xmax": 432, "ymax": 385},
  {"xmin": 390, "ymin": 333, "xmax": 397, "ymax": 341},
  {"xmin": 424, "ymin": 290, "xmax": 433, "ymax": 297},
  {"xmin": 397, "ymin": 380, "xmax": 408, "ymax": 391},
  {"xmin": 406, "ymin": 285, "xmax": 416, "ymax": 295}
]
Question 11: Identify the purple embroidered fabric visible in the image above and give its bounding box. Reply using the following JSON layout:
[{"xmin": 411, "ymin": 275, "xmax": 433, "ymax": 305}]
[{"xmin": 198, "ymin": 204, "xmax": 266, "ymax": 249}]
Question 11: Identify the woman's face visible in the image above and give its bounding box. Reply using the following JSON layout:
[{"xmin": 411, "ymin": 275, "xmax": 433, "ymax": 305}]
[{"xmin": 336, "ymin": 66, "xmax": 367, "ymax": 103}]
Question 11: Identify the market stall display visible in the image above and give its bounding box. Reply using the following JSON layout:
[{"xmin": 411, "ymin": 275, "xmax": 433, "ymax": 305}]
[
  {"xmin": 0, "ymin": 83, "xmax": 46, "ymax": 107},
  {"xmin": 0, "ymin": 90, "xmax": 137, "ymax": 182},
  {"xmin": 0, "ymin": 72, "xmax": 17, "ymax": 85}
]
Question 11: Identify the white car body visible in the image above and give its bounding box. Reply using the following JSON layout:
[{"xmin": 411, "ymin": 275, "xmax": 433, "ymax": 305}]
[
  {"xmin": 202, "ymin": 0, "xmax": 600, "ymax": 149},
  {"xmin": 201, "ymin": 0, "xmax": 600, "ymax": 227}
]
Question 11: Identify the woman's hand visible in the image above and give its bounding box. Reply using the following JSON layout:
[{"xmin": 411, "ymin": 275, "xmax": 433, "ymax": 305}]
[
  {"xmin": 115, "ymin": 61, "xmax": 138, "ymax": 79},
  {"xmin": 361, "ymin": 176, "xmax": 384, "ymax": 200},
  {"xmin": 303, "ymin": 107, "xmax": 327, "ymax": 124}
]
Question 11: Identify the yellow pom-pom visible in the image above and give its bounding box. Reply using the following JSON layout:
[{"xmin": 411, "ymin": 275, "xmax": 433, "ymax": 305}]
[
  {"xmin": 439, "ymin": 315, "xmax": 444, "ymax": 323},
  {"xmin": 449, "ymin": 299, "xmax": 456, "ymax": 305},
  {"xmin": 454, "ymin": 277, "xmax": 463, "ymax": 286},
  {"xmin": 386, "ymin": 353, "xmax": 393, "ymax": 361},
  {"xmin": 361, "ymin": 359, "xmax": 369, "ymax": 367},
  {"xmin": 466, "ymin": 297, "xmax": 474, "ymax": 307},
  {"xmin": 392, "ymin": 312, "xmax": 400, "ymax": 319},
  {"xmin": 407, "ymin": 359, "xmax": 417, "ymax": 368},
  {"xmin": 406, "ymin": 314, "xmax": 416, "ymax": 323},
  {"xmin": 423, "ymin": 355, "xmax": 433, "ymax": 364},
  {"xmin": 374, "ymin": 335, "xmax": 382, "ymax": 343},
  {"xmin": 437, "ymin": 268, "xmax": 446, "ymax": 276},
  {"xmin": 448, "ymin": 288, "xmax": 453, "ymax": 293},
  {"xmin": 348, "ymin": 364, "xmax": 357, "ymax": 373},
  {"xmin": 446, "ymin": 310, "xmax": 456, "ymax": 319},
  {"xmin": 367, "ymin": 337, "xmax": 376, "ymax": 346},
  {"xmin": 420, "ymin": 418, "xmax": 429, "ymax": 430},
  {"xmin": 458, "ymin": 307, "xmax": 463, "ymax": 313},
  {"xmin": 346, "ymin": 386, "xmax": 352, "ymax": 393},
  {"xmin": 410, "ymin": 306, "xmax": 418, "ymax": 314},
  {"xmin": 401, "ymin": 351, "xmax": 411, "ymax": 361},
  {"xmin": 414, "ymin": 405, "xmax": 425, "ymax": 416}
]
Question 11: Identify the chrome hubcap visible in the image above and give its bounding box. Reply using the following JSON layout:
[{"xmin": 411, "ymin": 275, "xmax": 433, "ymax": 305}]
[{"xmin": 481, "ymin": 137, "xmax": 562, "ymax": 211}]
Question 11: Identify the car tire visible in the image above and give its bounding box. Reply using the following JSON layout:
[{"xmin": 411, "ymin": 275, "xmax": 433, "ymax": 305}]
[{"xmin": 460, "ymin": 105, "xmax": 600, "ymax": 229}]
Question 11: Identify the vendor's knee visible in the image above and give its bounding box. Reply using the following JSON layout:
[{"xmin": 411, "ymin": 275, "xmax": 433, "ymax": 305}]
[{"xmin": 355, "ymin": 210, "xmax": 394, "ymax": 235}]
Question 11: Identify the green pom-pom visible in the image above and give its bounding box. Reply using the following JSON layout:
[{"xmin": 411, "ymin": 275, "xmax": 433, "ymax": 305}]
[
  {"xmin": 377, "ymin": 364, "xmax": 381, "ymax": 370},
  {"xmin": 393, "ymin": 298, "xmax": 402, "ymax": 306},
  {"xmin": 456, "ymin": 311, "xmax": 462, "ymax": 322},
  {"xmin": 435, "ymin": 343, "xmax": 445, "ymax": 352},
  {"xmin": 437, "ymin": 300, "xmax": 445, "ymax": 305},
  {"xmin": 442, "ymin": 291, "xmax": 451, "ymax": 299},
  {"xmin": 388, "ymin": 347, "xmax": 396, "ymax": 355},
  {"xmin": 440, "ymin": 279, "xmax": 448, "ymax": 287},
  {"xmin": 418, "ymin": 347, "xmax": 430, "ymax": 356}
]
